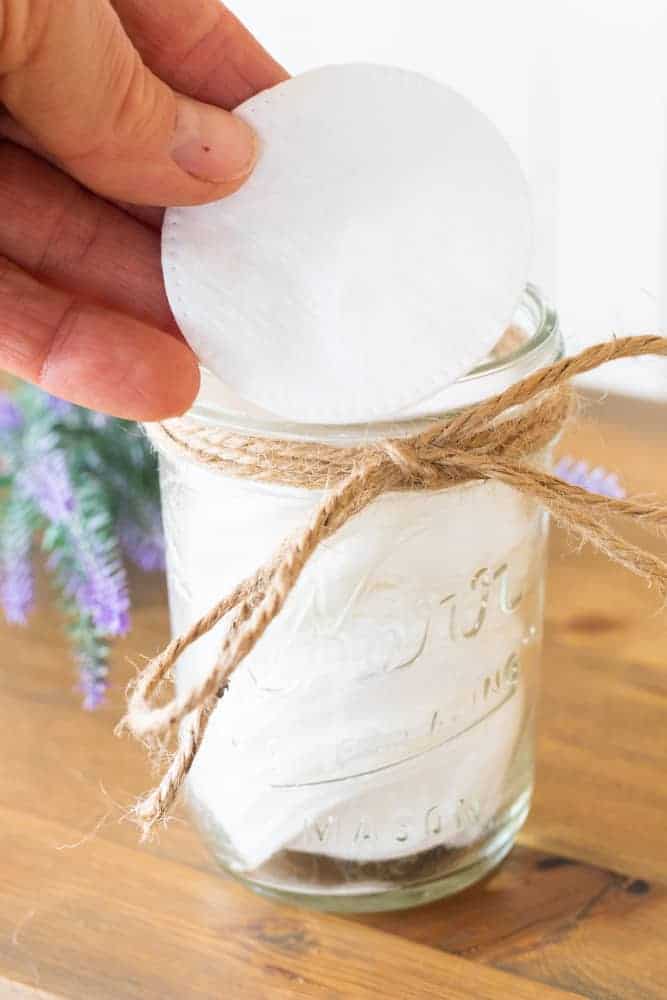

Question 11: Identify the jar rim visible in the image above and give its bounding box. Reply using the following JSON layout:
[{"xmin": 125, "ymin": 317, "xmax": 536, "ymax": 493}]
[
  {"xmin": 188, "ymin": 284, "xmax": 562, "ymax": 443},
  {"xmin": 461, "ymin": 283, "xmax": 558, "ymax": 380}
]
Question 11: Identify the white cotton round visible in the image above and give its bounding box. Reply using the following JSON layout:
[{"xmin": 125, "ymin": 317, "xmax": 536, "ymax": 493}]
[{"xmin": 162, "ymin": 64, "xmax": 532, "ymax": 424}]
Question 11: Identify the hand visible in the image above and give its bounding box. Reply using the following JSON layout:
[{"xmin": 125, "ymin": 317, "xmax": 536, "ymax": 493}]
[{"xmin": 0, "ymin": 0, "xmax": 286, "ymax": 419}]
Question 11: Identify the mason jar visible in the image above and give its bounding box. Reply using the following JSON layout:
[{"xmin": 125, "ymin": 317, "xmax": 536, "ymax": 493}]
[{"xmin": 154, "ymin": 285, "xmax": 562, "ymax": 912}]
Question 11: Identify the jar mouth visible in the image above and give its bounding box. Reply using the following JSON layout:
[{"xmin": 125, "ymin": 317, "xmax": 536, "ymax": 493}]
[
  {"xmin": 190, "ymin": 284, "xmax": 562, "ymax": 443},
  {"xmin": 462, "ymin": 283, "xmax": 557, "ymax": 380}
]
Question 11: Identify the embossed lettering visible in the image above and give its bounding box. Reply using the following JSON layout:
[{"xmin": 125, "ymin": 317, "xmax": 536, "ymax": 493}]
[
  {"xmin": 462, "ymin": 568, "xmax": 491, "ymax": 638},
  {"xmin": 472, "ymin": 650, "xmax": 520, "ymax": 706},
  {"xmin": 354, "ymin": 818, "xmax": 376, "ymax": 846},
  {"xmin": 394, "ymin": 819, "xmax": 411, "ymax": 843},
  {"xmin": 425, "ymin": 805, "xmax": 443, "ymax": 837},
  {"xmin": 441, "ymin": 560, "xmax": 524, "ymax": 642},
  {"xmin": 303, "ymin": 814, "xmax": 337, "ymax": 846},
  {"xmin": 440, "ymin": 592, "xmax": 458, "ymax": 640},
  {"xmin": 494, "ymin": 562, "xmax": 523, "ymax": 613}
]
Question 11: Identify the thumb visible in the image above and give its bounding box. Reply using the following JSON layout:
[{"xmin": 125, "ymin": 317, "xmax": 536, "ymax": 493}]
[{"xmin": 0, "ymin": 0, "xmax": 258, "ymax": 205}]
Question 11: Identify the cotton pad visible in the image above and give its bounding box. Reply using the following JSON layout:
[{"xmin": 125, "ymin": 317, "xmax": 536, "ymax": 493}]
[{"xmin": 163, "ymin": 64, "xmax": 532, "ymax": 424}]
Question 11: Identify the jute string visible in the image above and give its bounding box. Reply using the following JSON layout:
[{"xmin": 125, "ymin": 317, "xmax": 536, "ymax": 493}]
[{"xmin": 117, "ymin": 335, "xmax": 667, "ymax": 837}]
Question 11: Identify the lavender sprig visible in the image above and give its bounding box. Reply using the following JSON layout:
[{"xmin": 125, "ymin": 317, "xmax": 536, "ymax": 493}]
[
  {"xmin": 0, "ymin": 496, "xmax": 35, "ymax": 625},
  {"xmin": 119, "ymin": 497, "xmax": 165, "ymax": 573},
  {"xmin": 45, "ymin": 479, "xmax": 131, "ymax": 638},
  {"xmin": 0, "ymin": 384, "xmax": 164, "ymax": 708},
  {"xmin": 18, "ymin": 440, "xmax": 76, "ymax": 522},
  {"xmin": 0, "ymin": 397, "xmax": 23, "ymax": 432},
  {"xmin": 68, "ymin": 605, "xmax": 110, "ymax": 711},
  {"xmin": 554, "ymin": 456, "xmax": 626, "ymax": 499}
]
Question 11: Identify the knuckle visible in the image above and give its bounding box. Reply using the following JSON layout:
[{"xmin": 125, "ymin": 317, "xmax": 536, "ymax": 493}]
[
  {"xmin": 104, "ymin": 37, "xmax": 170, "ymax": 151},
  {"xmin": 0, "ymin": 0, "xmax": 53, "ymax": 75},
  {"xmin": 0, "ymin": 252, "xmax": 17, "ymax": 287},
  {"xmin": 59, "ymin": 15, "xmax": 170, "ymax": 163},
  {"xmin": 38, "ymin": 297, "xmax": 84, "ymax": 380}
]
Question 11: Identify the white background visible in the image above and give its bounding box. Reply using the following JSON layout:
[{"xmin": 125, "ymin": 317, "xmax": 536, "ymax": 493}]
[{"xmin": 233, "ymin": 0, "xmax": 667, "ymax": 399}]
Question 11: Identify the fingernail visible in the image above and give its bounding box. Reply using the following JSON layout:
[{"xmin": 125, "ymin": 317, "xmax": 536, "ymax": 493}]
[{"xmin": 171, "ymin": 97, "xmax": 257, "ymax": 184}]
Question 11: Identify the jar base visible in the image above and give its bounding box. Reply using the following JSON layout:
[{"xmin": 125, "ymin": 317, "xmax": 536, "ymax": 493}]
[{"xmin": 219, "ymin": 790, "xmax": 531, "ymax": 914}]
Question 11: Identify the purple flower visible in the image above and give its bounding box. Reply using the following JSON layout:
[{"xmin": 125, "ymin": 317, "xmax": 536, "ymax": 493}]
[
  {"xmin": 555, "ymin": 457, "xmax": 626, "ymax": 499},
  {"xmin": 18, "ymin": 447, "xmax": 75, "ymax": 522},
  {"xmin": 0, "ymin": 500, "xmax": 35, "ymax": 625},
  {"xmin": 0, "ymin": 551, "xmax": 34, "ymax": 625},
  {"xmin": 54, "ymin": 533, "xmax": 130, "ymax": 637},
  {"xmin": 39, "ymin": 475, "xmax": 131, "ymax": 638},
  {"xmin": 78, "ymin": 664, "xmax": 109, "ymax": 711},
  {"xmin": 119, "ymin": 504, "xmax": 165, "ymax": 573},
  {"xmin": 74, "ymin": 568, "xmax": 130, "ymax": 636},
  {"xmin": 0, "ymin": 394, "xmax": 23, "ymax": 432}
]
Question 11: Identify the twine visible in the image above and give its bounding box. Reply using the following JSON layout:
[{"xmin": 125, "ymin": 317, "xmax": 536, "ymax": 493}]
[{"xmin": 118, "ymin": 335, "xmax": 667, "ymax": 837}]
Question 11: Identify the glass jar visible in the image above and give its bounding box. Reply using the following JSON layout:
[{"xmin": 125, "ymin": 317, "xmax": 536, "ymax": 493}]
[{"xmin": 155, "ymin": 285, "xmax": 562, "ymax": 912}]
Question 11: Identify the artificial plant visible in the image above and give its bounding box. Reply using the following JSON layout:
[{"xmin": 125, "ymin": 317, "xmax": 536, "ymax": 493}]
[{"xmin": 0, "ymin": 384, "xmax": 164, "ymax": 708}]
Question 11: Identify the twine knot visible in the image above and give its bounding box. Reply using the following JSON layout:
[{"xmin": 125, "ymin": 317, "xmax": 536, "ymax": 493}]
[
  {"xmin": 378, "ymin": 438, "xmax": 443, "ymax": 485},
  {"xmin": 118, "ymin": 334, "xmax": 667, "ymax": 838}
]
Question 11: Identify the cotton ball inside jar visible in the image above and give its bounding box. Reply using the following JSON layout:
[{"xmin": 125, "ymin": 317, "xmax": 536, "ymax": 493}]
[{"xmin": 162, "ymin": 63, "xmax": 532, "ymax": 425}]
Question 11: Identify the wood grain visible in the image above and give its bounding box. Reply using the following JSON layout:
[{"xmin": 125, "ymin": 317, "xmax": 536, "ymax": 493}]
[
  {"xmin": 0, "ymin": 394, "xmax": 665, "ymax": 999},
  {"xmin": 525, "ymin": 397, "xmax": 667, "ymax": 881},
  {"xmin": 356, "ymin": 846, "xmax": 666, "ymax": 1000},
  {"xmin": 0, "ymin": 807, "xmax": 584, "ymax": 1000},
  {"xmin": 0, "ymin": 569, "xmax": 583, "ymax": 999}
]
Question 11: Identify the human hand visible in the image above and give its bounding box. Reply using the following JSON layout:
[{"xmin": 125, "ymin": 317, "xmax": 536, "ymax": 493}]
[{"xmin": 0, "ymin": 1, "xmax": 286, "ymax": 419}]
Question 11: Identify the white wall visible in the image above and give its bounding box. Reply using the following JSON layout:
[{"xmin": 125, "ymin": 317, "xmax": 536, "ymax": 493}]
[
  {"xmin": 556, "ymin": 0, "xmax": 667, "ymax": 396},
  {"xmin": 233, "ymin": 1, "xmax": 667, "ymax": 398}
]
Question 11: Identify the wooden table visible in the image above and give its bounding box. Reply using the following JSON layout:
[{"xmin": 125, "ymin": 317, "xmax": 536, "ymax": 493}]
[{"xmin": 0, "ymin": 396, "xmax": 665, "ymax": 999}]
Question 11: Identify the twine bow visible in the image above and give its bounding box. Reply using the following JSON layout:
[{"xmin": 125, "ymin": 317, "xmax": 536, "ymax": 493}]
[{"xmin": 118, "ymin": 335, "xmax": 667, "ymax": 836}]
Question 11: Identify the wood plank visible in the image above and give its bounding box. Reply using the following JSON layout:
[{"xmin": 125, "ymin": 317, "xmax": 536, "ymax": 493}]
[
  {"xmin": 0, "ymin": 577, "xmax": 581, "ymax": 999},
  {"xmin": 525, "ymin": 557, "xmax": 667, "ymax": 881},
  {"xmin": 0, "ymin": 805, "xmax": 582, "ymax": 1000},
  {"xmin": 0, "ymin": 395, "xmax": 665, "ymax": 997},
  {"xmin": 356, "ymin": 845, "xmax": 666, "ymax": 1000},
  {"xmin": 524, "ymin": 399, "xmax": 667, "ymax": 880},
  {"xmin": 0, "ymin": 572, "xmax": 215, "ymax": 873}
]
